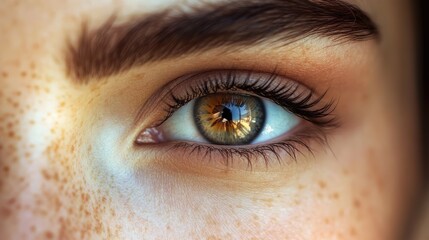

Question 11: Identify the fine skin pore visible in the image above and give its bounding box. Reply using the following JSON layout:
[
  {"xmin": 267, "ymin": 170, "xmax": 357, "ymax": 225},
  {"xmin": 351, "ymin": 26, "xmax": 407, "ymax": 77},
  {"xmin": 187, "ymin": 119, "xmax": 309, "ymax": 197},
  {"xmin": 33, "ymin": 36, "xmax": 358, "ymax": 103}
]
[{"xmin": 0, "ymin": 0, "xmax": 421, "ymax": 239}]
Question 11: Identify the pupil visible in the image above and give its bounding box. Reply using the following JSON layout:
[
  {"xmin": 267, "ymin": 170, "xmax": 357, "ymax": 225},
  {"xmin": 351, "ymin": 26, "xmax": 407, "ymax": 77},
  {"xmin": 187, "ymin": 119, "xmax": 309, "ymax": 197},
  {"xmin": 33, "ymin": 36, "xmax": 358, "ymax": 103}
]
[{"xmin": 221, "ymin": 106, "xmax": 233, "ymax": 121}]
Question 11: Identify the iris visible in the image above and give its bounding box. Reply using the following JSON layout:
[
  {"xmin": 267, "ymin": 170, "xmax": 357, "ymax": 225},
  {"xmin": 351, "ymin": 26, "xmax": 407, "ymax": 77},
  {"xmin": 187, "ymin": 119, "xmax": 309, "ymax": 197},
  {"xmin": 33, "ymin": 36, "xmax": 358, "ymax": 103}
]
[{"xmin": 194, "ymin": 93, "xmax": 265, "ymax": 145}]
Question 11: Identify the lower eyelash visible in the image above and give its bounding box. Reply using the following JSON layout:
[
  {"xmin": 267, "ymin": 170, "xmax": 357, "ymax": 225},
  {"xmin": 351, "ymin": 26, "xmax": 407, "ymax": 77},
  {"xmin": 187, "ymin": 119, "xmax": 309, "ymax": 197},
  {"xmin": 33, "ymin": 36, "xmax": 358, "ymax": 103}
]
[{"xmin": 167, "ymin": 125, "xmax": 329, "ymax": 169}]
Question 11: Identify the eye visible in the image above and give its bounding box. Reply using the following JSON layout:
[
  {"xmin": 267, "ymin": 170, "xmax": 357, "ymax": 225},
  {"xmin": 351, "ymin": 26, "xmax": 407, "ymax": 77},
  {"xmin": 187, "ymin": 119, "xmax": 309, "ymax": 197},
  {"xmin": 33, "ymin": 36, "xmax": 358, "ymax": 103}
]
[
  {"xmin": 145, "ymin": 92, "xmax": 299, "ymax": 145},
  {"xmin": 134, "ymin": 70, "xmax": 337, "ymax": 165}
]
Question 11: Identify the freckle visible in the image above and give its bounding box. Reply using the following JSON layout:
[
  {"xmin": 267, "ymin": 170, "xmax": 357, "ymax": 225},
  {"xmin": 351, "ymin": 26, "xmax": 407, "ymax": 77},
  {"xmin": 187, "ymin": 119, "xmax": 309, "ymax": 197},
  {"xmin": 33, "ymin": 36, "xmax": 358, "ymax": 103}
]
[
  {"xmin": 349, "ymin": 226, "xmax": 357, "ymax": 236},
  {"xmin": 353, "ymin": 198, "xmax": 361, "ymax": 209},
  {"xmin": 7, "ymin": 198, "xmax": 16, "ymax": 205},
  {"xmin": 52, "ymin": 172, "xmax": 59, "ymax": 181},
  {"xmin": 20, "ymin": 71, "xmax": 27, "ymax": 77},
  {"xmin": 339, "ymin": 209, "xmax": 344, "ymax": 217},
  {"xmin": 323, "ymin": 218, "xmax": 330, "ymax": 224},
  {"xmin": 298, "ymin": 184, "xmax": 305, "ymax": 190},
  {"xmin": 8, "ymin": 131, "xmax": 15, "ymax": 138},
  {"xmin": 1, "ymin": 71, "xmax": 8, "ymax": 78},
  {"xmin": 293, "ymin": 199, "xmax": 301, "ymax": 206},
  {"xmin": 318, "ymin": 180, "xmax": 327, "ymax": 189},
  {"xmin": 235, "ymin": 220, "xmax": 241, "ymax": 227},
  {"xmin": 1, "ymin": 207, "xmax": 12, "ymax": 217},
  {"xmin": 30, "ymin": 225, "xmax": 36, "ymax": 232},
  {"xmin": 330, "ymin": 192, "xmax": 339, "ymax": 199},
  {"xmin": 3, "ymin": 166, "xmax": 10, "ymax": 173},
  {"xmin": 44, "ymin": 231, "xmax": 54, "ymax": 239},
  {"xmin": 6, "ymin": 97, "xmax": 14, "ymax": 104},
  {"xmin": 41, "ymin": 169, "xmax": 51, "ymax": 180}
]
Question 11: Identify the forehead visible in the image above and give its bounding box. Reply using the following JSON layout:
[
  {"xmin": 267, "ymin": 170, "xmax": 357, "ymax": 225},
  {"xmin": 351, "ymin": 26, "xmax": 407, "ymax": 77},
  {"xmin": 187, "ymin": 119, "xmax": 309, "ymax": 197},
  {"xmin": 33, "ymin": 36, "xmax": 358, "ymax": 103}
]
[
  {"xmin": 0, "ymin": 0, "xmax": 410, "ymax": 35},
  {"xmin": 0, "ymin": 0, "xmax": 393, "ymax": 24}
]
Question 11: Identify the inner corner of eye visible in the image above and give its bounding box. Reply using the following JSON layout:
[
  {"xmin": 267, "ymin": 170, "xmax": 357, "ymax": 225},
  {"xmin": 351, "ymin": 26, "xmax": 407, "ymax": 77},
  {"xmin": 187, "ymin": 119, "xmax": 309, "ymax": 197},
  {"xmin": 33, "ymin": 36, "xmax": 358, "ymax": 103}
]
[{"xmin": 135, "ymin": 127, "xmax": 165, "ymax": 145}]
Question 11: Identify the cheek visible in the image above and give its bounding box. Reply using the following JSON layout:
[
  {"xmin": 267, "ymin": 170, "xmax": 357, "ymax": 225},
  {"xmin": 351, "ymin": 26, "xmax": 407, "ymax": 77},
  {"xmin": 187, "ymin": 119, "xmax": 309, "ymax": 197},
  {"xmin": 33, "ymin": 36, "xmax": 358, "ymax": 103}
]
[{"xmin": 0, "ymin": 62, "xmax": 122, "ymax": 238}]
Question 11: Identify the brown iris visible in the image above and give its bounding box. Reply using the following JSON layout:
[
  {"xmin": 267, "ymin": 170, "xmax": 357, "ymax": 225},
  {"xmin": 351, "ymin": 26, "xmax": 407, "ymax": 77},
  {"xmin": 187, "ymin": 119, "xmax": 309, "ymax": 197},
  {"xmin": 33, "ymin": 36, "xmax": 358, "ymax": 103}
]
[{"xmin": 194, "ymin": 93, "xmax": 265, "ymax": 145}]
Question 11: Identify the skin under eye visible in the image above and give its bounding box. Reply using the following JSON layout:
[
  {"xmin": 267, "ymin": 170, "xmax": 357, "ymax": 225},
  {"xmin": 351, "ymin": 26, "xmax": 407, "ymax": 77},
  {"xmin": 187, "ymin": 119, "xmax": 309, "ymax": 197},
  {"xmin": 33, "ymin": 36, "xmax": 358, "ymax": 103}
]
[{"xmin": 146, "ymin": 92, "xmax": 300, "ymax": 145}]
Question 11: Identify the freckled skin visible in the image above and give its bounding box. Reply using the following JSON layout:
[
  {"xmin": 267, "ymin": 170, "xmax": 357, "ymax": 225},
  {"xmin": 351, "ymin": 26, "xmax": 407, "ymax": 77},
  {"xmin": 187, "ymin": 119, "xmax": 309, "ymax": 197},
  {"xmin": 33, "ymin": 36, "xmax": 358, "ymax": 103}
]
[{"xmin": 0, "ymin": 0, "xmax": 421, "ymax": 239}]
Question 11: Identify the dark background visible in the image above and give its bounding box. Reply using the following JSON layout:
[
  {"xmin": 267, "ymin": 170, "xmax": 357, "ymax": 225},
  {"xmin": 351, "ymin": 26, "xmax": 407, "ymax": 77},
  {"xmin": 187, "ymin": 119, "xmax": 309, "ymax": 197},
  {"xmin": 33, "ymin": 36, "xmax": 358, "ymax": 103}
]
[
  {"xmin": 418, "ymin": 0, "xmax": 428, "ymax": 181},
  {"xmin": 414, "ymin": 0, "xmax": 429, "ymax": 237}
]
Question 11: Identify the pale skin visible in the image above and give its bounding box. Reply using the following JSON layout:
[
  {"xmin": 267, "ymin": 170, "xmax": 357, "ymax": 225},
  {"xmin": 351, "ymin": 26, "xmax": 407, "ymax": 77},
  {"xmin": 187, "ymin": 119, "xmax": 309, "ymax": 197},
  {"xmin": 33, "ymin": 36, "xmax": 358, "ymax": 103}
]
[{"xmin": 0, "ymin": 0, "xmax": 422, "ymax": 239}]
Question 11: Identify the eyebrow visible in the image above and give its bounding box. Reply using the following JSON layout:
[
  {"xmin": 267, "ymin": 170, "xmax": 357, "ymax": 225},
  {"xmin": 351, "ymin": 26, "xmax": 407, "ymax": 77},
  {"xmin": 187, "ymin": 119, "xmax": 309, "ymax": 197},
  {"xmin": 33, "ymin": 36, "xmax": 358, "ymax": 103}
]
[{"xmin": 66, "ymin": 0, "xmax": 379, "ymax": 83}]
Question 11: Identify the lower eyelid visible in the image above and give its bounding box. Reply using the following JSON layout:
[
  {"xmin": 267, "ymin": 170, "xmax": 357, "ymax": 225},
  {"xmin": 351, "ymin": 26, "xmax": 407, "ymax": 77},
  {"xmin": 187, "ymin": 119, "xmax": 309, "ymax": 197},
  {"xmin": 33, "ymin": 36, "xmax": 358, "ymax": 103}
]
[{"xmin": 134, "ymin": 121, "xmax": 327, "ymax": 172}]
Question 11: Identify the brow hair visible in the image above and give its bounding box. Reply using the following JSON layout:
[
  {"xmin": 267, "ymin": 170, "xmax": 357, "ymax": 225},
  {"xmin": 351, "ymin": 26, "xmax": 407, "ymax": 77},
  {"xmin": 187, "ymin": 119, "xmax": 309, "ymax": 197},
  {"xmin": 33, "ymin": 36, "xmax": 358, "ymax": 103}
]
[{"xmin": 66, "ymin": 0, "xmax": 379, "ymax": 83}]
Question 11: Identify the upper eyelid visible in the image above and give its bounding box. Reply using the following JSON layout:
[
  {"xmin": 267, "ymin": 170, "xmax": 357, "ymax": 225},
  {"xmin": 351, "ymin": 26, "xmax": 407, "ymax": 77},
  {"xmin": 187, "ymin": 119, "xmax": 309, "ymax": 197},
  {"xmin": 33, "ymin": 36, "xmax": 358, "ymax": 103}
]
[
  {"xmin": 132, "ymin": 70, "xmax": 284, "ymax": 126},
  {"xmin": 133, "ymin": 70, "xmax": 337, "ymax": 132}
]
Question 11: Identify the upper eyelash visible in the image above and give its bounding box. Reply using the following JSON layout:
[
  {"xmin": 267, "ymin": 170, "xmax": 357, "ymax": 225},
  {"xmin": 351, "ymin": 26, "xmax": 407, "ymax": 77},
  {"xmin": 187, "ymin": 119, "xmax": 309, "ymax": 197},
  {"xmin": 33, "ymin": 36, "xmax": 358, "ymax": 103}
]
[{"xmin": 162, "ymin": 70, "xmax": 338, "ymax": 128}]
